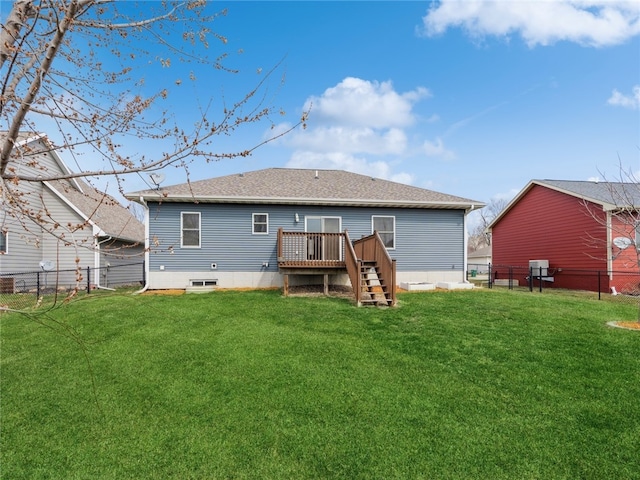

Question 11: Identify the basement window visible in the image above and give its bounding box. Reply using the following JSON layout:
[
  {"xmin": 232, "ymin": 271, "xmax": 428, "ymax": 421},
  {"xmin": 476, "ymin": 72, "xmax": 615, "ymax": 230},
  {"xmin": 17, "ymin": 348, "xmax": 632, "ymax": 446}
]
[{"xmin": 190, "ymin": 279, "xmax": 218, "ymax": 287}]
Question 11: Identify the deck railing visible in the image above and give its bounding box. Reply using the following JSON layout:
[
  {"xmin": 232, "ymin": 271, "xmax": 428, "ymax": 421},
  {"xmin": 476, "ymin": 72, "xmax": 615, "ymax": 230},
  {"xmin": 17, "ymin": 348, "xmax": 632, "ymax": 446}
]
[
  {"xmin": 343, "ymin": 230, "xmax": 362, "ymax": 303},
  {"xmin": 277, "ymin": 228, "xmax": 346, "ymax": 267}
]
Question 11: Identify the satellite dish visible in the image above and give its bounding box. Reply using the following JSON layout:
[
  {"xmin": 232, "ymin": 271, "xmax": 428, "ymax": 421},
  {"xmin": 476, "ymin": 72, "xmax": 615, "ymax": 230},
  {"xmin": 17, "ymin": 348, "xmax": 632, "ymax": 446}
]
[
  {"xmin": 148, "ymin": 173, "xmax": 166, "ymax": 188},
  {"xmin": 39, "ymin": 260, "xmax": 55, "ymax": 271},
  {"xmin": 613, "ymin": 237, "xmax": 633, "ymax": 250}
]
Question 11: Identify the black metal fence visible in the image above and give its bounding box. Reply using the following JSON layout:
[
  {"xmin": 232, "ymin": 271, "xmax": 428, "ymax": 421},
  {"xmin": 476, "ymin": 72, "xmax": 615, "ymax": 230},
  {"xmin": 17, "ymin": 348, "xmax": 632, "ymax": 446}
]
[
  {"xmin": 0, "ymin": 262, "xmax": 145, "ymax": 310},
  {"xmin": 467, "ymin": 263, "xmax": 640, "ymax": 304}
]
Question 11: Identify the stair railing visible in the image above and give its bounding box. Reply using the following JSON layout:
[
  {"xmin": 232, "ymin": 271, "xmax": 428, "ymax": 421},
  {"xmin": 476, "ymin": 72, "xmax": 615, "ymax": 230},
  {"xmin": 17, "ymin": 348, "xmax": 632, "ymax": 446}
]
[
  {"xmin": 343, "ymin": 230, "xmax": 362, "ymax": 305},
  {"xmin": 352, "ymin": 231, "xmax": 397, "ymax": 306}
]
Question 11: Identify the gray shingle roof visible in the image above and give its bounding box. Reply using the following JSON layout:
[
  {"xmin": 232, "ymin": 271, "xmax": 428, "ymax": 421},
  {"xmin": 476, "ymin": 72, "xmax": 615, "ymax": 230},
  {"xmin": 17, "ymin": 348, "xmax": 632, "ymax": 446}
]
[
  {"xmin": 48, "ymin": 179, "xmax": 144, "ymax": 243},
  {"xmin": 2, "ymin": 132, "xmax": 144, "ymax": 243},
  {"xmin": 488, "ymin": 178, "xmax": 640, "ymax": 231},
  {"xmin": 127, "ymin": 168, "xmax": 483, "ymax": 210},
  {"xmin": 535, "ymin": 179, "xmax": 640, "ymax": 209}
]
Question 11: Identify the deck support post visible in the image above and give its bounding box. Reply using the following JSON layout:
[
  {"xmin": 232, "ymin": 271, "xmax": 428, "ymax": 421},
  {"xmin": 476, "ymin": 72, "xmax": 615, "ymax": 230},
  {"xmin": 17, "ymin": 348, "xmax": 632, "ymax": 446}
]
[
  {"xmin": 324, "ymin": 274, "xmax": 329, "ymax": 296},
  {"xmin": 283, "ymin": 274, "xmax": 289, "ymax": 296}
]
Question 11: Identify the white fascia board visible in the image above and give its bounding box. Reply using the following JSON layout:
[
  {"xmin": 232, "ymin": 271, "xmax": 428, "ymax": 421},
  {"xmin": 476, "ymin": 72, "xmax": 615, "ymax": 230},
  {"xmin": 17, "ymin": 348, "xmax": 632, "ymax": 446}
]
[
  {"xmin": 43, "ymin": 181, "xmax": 106, "ymax": 237},
  {"xmin": 534, "ymin": 181, "xmax": 617, "ymax": 211},
  {"xmin": 15, "ymin": 132, "xmax": 46, "ymax": 147},
  {"xmin": 486, "ymin": 180, "xmax": 537, "ymax": 231},
  {"xmin": 487, "ymin": 180, "xmax": 616, "ymax": 232},
  {"xmin": 133, "ymin": 193, "xmax": 482, "ymax": 210},
  {"xmin": 16, "ymin": 134, "xmax": 83, "ymax": 192}
]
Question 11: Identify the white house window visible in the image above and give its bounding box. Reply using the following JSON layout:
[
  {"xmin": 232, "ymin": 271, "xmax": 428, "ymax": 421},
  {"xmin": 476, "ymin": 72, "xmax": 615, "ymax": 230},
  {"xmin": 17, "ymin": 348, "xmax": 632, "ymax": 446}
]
[
  {"xmin": 253, "ymin": 213, "xmax": 269, "ymax": 234},
  {"xmin": 0, "ymin": 231, "xmax": 6, "ymax": 254},
  {"xmin": 181, "ymin": 212, "xmax": 201, "ymax": 248},
  {"xmin": 372, "ymin": 215, "xmax": 395, "ymax": 249}
]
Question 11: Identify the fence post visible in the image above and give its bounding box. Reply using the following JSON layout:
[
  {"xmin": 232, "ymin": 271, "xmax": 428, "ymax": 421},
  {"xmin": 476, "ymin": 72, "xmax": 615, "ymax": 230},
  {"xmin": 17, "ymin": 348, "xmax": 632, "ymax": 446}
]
[
  {"xmin": 529, "ymin": 267, "xmax": 533, "ymax": 292},
  {"xmin": 36, "ymin": 271, "xmax": 41, "ymax": 298},
  {"xmin": 539, "ymin": 267, "xmax": 543, "ymax": 292},
  {"xmin": 87, "ymin": 266, "xmax": 91, "ymax": 294},
  {"xmin": 142, "ymin": 260, "xmax": 146, "ymax": 286},
  {"xmin": 488, "ymin": 263, "xmax": 492, "ymax": 289}
]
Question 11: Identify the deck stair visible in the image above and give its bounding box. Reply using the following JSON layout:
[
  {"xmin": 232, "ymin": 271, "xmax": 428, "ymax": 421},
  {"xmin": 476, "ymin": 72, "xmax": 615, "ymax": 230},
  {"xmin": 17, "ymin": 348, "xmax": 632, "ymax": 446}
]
[
  {"xmin": 359, "ymin": 261, "xmax": 393, "ymax": 306},
  {"xmin": 348, "ymin": 231, "xmax": 396, "ymax": 307}
]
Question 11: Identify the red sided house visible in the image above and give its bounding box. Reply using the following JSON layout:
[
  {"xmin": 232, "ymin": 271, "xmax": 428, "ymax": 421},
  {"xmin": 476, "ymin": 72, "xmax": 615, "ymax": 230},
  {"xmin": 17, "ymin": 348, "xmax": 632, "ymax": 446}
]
[{"xmin": 487, "ymin": 180, "xmax": 640, "ymax": 294}]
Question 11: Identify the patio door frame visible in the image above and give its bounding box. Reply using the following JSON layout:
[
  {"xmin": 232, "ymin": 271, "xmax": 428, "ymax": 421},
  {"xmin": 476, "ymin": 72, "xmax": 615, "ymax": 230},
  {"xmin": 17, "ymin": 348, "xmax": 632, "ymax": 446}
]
[{"xmin": 305, "ymin": 216, "xmax": 342, "ymax": 261}]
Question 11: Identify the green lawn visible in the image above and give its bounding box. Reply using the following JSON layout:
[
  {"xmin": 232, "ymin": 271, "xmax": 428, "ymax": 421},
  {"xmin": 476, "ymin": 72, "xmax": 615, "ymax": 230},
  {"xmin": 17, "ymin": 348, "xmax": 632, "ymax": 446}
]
[{"xmin": 1, "ymin": 289, "xmax": 639, "ymax": 479}]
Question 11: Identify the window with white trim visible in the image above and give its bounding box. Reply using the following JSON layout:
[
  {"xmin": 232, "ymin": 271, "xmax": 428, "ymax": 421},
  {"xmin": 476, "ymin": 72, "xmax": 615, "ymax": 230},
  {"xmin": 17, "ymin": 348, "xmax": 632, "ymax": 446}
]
[
  {"xmin": 253, "ymin": 213, "xmax": 269, "ymax": 234},
  {"xmin": 181, "ymin": 212, "xmax": 201, "ymax": 248},
  {"xmin": 372, "ymin": 215, "xmax": 395, "ymax": 249},
  {"xmin": 0, "ymin": 231, "xmax": 6, "ymax": 254}
]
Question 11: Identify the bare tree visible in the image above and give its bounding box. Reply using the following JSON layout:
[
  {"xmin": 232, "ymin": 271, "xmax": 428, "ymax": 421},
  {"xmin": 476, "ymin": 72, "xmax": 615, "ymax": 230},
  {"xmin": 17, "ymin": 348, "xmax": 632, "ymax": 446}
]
[
  {"xmin": 469, "ymin": 197, "xmax": 509, "ymax": 251},
  {"xmin": 0, "ymin": 0, "xmax": 305, "ymax": 300},
  {"xmin": 581, "ymin": 166, "xmax": 640, "ymax": 300},
  {"xmin": 1, "ymin": 0, "xmax": 304, "ymax": 179}
]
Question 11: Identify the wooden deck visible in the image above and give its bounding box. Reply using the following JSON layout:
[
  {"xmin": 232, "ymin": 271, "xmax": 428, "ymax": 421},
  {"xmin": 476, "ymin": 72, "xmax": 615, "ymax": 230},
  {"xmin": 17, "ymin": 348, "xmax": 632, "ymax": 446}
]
[{"xmin": 277, "ymin": 229, "xmax": 396, "ymax": 306}]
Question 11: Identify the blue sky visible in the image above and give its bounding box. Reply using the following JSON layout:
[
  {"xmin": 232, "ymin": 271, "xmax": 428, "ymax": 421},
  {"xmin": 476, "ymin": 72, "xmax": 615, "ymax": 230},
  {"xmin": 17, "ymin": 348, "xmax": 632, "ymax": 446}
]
[
  {"xmin": 14, "ymin": 1, "xmax": 640, "ymax": 208},
  {"xmin": 135, "ymin": 0, "xmax": 639, "ymax": 207}
]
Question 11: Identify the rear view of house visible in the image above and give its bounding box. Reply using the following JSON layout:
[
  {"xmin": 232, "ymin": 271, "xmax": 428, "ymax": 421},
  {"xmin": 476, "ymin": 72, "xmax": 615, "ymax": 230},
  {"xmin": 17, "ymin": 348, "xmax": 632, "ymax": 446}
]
[
  {"xmin": 488, "ymin": 179, "xmax": 640, "ymax": 294},
  {"xmin": 126, "ymin": 168, "xmax": 484, "ymax": 301}
]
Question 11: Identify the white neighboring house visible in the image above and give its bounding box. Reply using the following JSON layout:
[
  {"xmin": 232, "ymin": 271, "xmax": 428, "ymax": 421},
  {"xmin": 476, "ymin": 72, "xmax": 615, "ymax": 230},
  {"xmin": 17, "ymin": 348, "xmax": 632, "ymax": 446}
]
[
  {"xmin": 468, "ymin": 245, "xmax": 492, "ymax": 274},
  {"xmin": 0, "ymin": 132, "xmax": 144, "ymax": 290}
]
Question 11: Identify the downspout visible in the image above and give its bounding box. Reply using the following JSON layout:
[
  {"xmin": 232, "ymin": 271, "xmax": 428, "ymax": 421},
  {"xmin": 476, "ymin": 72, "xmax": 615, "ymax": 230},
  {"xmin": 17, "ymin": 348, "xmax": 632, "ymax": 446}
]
[
  {"xmin": 134, "ymin": 195, "xmax": 150, "ymax": 294},
  {"xmin": 462, "ymin": 205, "xmax": 473, "ymax": 283},
  {"xmin": 96, "ymin": 235, "xmax": 116, "ymax": 291}
]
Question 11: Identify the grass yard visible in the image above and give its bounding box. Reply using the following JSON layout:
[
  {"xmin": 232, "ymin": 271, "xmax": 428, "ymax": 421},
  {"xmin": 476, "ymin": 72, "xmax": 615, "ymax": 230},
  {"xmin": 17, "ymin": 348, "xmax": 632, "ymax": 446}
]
[{"xmin": 1, "ymin": 288, "xmax": 639, "ymax": 479}]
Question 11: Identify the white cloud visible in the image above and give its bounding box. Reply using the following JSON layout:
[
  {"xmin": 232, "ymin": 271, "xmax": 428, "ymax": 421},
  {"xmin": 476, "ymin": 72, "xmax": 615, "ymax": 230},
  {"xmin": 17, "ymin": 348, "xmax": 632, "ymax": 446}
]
[
  {"xmin": 422, "ymin": 137, "xmax": 456, "ymax": 160},
  {"xmin": 272, "ymin": 77, "xmax": 446, "ymax": 186},
  {"xmin": 421, "ymin": 0, "xmax": 640, "ymax": 47},
  {"xmin": 607, "ymin": 85, "xmax": 640, "ymax": 109},
  {"xmin": 285, "ymin": 151, "xmax": 414, "ymax": 184},
  {"xmin": 286, "ymin": 126, "xmax": 407, "ymax": 155},
  {"xmin": 304, "ymin": 77, "xmax": 430, "ymax": 128}
]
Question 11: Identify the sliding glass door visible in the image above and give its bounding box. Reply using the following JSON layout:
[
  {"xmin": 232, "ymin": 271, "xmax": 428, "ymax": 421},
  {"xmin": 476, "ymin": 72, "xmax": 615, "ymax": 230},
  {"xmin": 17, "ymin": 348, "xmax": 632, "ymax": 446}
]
[{"xmin": 305, "ymin": 217, "xmax": 341, "ymax": 261}]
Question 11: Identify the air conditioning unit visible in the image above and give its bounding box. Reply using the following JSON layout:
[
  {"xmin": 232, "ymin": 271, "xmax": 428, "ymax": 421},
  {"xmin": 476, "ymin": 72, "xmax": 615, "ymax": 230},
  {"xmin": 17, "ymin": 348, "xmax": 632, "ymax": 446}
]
[{"xmin": 529, "ymin": 259, "xmax": 549, "ymax": 276}]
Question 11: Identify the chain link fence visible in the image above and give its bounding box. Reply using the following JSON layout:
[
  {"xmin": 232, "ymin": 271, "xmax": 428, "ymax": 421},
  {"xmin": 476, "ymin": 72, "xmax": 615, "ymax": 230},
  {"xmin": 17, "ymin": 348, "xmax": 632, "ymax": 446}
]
[
  {"xmin": 0, "ymin": 262, "xmax": 145, "ymax": 311},
  {"xmin": 467, "ymin": 263, "xmax": 640, "ymax": 305}
]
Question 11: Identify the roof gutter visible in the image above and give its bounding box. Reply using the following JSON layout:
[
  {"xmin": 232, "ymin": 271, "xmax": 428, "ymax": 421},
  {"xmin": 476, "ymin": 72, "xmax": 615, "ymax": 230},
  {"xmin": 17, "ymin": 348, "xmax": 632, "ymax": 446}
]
[{"xmin": 129, "ymin": 193, "xmax": 484, "ymax": 210}]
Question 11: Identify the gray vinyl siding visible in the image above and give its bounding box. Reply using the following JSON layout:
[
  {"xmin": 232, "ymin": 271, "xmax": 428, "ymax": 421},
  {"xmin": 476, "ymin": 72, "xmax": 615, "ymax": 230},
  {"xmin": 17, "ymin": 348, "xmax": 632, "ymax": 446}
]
[
  {"xmin": 99, "ymin": 239, "xmax": 145, "ymax": 287},
  {"xmin": 41, "ymin": 187, "xmax": 95, "ymax": 269},
  {"xmin": 0, "ymin": 169, "xmax": 47, "ymax": 274},
  {"xmin": 0, "ymin": 221, "xmax": 43, "ymax": 274},
  {"xmin": 147, "ymin": 202, "xmax": 465, "ymax": 273},
  {"xmin": 1, "ymin": 139, "xmax": 69, "ymax": 275}
]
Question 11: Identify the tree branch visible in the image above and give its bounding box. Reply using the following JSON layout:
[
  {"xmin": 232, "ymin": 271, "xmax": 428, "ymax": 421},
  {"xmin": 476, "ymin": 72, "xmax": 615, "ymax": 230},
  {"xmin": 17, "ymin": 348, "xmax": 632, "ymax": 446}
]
[{"xmin": 1, "ymin": 0, "xmax": 81, "ymax": 176}]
